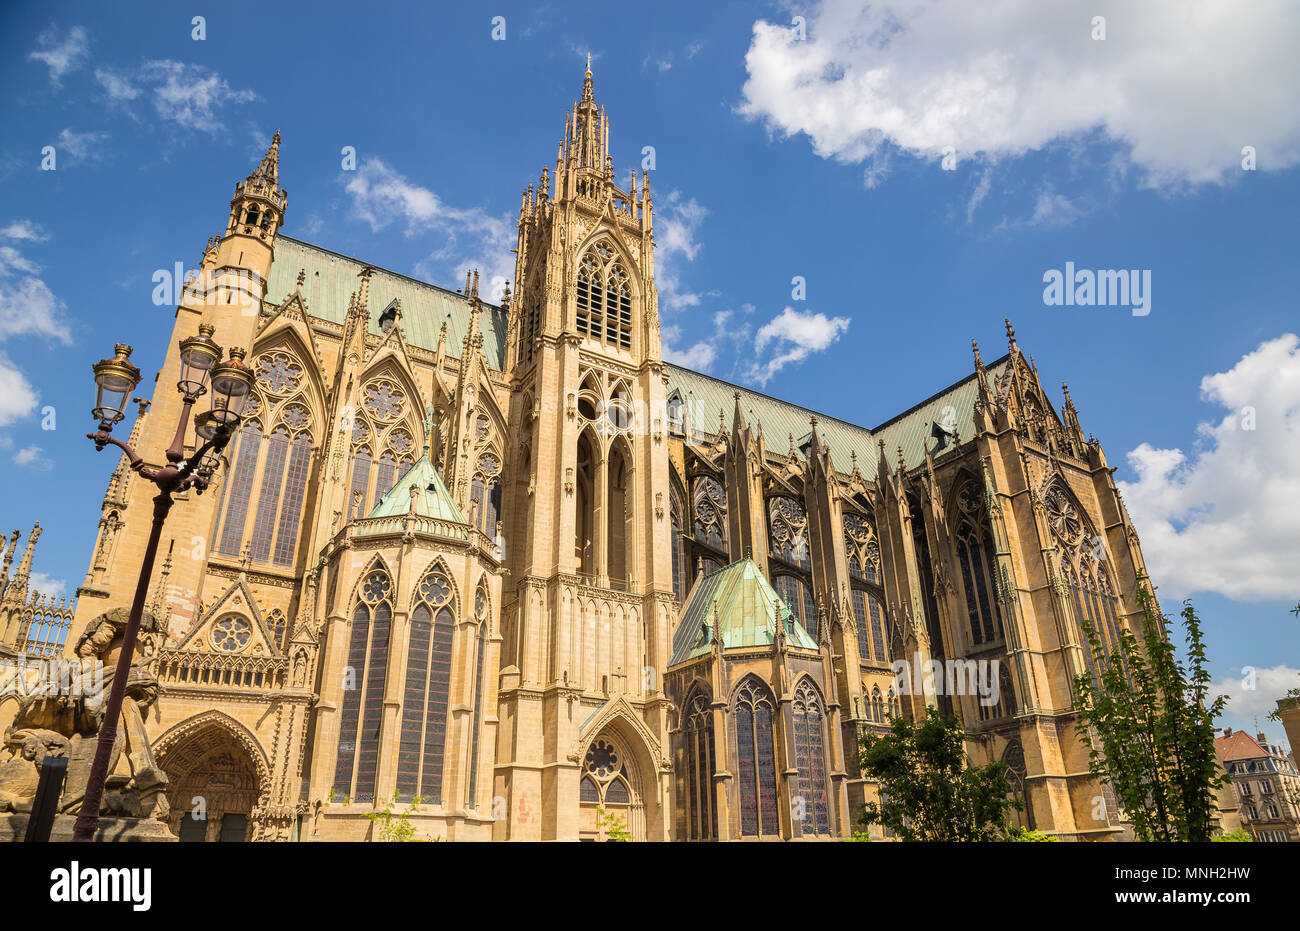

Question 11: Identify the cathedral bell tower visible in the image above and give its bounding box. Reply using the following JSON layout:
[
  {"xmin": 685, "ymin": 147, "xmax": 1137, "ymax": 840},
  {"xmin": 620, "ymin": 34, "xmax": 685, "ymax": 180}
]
[{"xmin": 495, "ymin": 62, "xmax": 675, "ymax": 841}]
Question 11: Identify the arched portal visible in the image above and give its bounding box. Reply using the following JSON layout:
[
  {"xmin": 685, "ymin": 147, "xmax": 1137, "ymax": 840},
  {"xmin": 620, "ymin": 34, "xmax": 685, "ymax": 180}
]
[
  {"xmin": 575, "ymin": 717, "xmax": 661, "ymax": 841},
  {"xmin": 156, "ymin": 713, "xmax": 269, "ymax": 842}
]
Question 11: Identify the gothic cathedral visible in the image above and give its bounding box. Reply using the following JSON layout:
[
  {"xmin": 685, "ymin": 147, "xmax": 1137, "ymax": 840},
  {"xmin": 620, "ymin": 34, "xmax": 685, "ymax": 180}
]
[{"xmin": 62, "ymin": 65, "xmax": 1157, "ymax": 841}]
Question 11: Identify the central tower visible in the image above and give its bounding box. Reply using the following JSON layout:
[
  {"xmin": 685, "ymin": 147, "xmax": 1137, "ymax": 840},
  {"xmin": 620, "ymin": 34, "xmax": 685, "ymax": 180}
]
[{"xmin": 495, "ymin": 62, "xmax": 676, "ymax": 840}]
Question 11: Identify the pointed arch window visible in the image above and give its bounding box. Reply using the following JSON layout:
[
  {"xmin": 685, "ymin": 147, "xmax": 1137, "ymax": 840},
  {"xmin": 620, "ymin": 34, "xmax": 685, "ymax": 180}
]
[
  {"xmin": 955, "ymin": 479, "xmax": 1004, "ymax": 646},
  {"xmin": 575, "ymin": 239, "xmax": 633, "ymax": 350},
  {"xmin": 774, "ymin": 573, "xmax": 818, "ymax": 641},
  {"xmin": 272, "ymin": 432, "xmax": 312, "ymax": 566},
  {"xmin": 845, "ymin": 510, "xmax": 888, "ymax": 663},
  {"xmin": 215, "ymin": 420, "xmax": 262, "ymax": 556},
  {"xmin": 734, "ymin": 677, "xmax": 780, "ymax": 837},
  {"xmin": 691, "ymin": 475, "xmax": 728, "ymax": 556},
  {"xmin": 1046, "ymin": 483, "xmax": 1124, "ymax": 670},
  {"xmin": 792, "ymin": 679, "xmax": 830, "ymax": 835},
  {"xmin": 396, "ymin": 569, "xmax": 456, "ymax": 804},
  {"xmin": 670, "ymin": 487, "xmax": 687, "ymax": 603},
  {"xmin": 470, "ymin": 452, "xmax": 502, "ymax": 537},
  {"xmin": 768, "ymin": 495, "xmax": 810, "ymax": 570},
  {"xmin": 334, "ymin": 570, "xmax": 392, "ymax": 803},
  {"xmin": 466, "ymin": 586, "xmax": 489, "ymax": 809},
  {"xmin": 248, "ymin": 427, "xmax": 290, "ymax": 562},
  {"xmin": 684, "ymin": 688, "xmax": 717, "ymax": 840}
]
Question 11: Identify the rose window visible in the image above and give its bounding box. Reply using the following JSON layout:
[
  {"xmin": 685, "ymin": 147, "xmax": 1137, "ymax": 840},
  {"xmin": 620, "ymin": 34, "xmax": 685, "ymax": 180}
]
[
  {"xmin": 1045, "ymin": 487, "xmax": 1083, "ymax": 544},
  {"xmin": 585, "ymin": 740, "xmax": 618, "ymax": 778},
  {"xmin": 418, "ymin": 572, "xmax": 453, "ymax": 607},
  {"xmin": 211, "ymin": 615, "xmax": 252, "ymax": 652},
  {"xmin": 388, "ymin": 430, "xmax": 414, "ymax": 456},
  {"xmin": 361, "ymin": 572, "xmax": 391, "ymax": 603},
  {"xmin": 281, "ymin": 404, "xmax": 310, "ymax": 431},
  {"xmin": 363, "ymin": 381, "xmax": 403, "ymax": 420},
  {"xmin": 256, "ymin": 353, "xmax": 302, "ymax": 394}
]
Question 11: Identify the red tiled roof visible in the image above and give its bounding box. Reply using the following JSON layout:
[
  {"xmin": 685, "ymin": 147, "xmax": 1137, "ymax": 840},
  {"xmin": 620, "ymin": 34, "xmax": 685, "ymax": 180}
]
[{"xmin": 1215, "ymin": 730, "xmax": 1267, "ymax": 762}]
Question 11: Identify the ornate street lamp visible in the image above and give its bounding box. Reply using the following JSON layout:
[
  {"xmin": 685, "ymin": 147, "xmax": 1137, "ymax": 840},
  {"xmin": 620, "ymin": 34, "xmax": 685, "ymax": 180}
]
[{"xmin": 73, "ymin": 327, "xmax": 255, "ymax": 843}]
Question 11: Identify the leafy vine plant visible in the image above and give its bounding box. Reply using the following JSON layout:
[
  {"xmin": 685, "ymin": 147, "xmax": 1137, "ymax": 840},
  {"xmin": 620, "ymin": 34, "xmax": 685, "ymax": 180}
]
[{"xmin": 364, "ymin": 796, "xmax": 442, "ymax": 842}]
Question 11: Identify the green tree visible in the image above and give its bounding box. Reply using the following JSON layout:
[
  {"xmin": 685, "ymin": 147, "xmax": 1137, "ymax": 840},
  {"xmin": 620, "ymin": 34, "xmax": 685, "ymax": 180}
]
[
  {"xmin": 1072, "ymin": 578, "xmax": 1225, "ymax": 841},
  {"xmin": 1210, "ymin": 829, "xmax": 1253, "ymax": 842},
  {"xmin": 858, "ymin": 712, "xmax": 1021, "ymax": 841},
  {"xmin": 596, "ymin": 806, "xmax": 632, "ymax": 842}
]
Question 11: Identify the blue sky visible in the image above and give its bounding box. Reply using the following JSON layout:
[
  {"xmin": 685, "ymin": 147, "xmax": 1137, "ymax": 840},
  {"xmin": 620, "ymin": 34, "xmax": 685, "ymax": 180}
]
[{"xmin": 1, "ymin": 1, "xmax": 1297, "ymax": 738}]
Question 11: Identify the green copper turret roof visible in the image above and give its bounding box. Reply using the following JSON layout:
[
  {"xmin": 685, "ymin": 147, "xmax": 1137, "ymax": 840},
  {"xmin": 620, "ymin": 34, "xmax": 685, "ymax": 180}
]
[
  {"xmin": 669, "ymin": 557, "xmax": 818, "ymax": 666},
  {"xmin": 355, "ymin": 454, "xmax": 467, "ymax": 538}
]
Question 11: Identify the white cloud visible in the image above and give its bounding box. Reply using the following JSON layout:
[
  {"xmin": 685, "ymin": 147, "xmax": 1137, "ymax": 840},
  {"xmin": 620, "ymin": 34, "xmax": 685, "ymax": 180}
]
[
  {"xmin": 0, "ymin": 221, "xmax": 48, "ymax": 243},
  {"xmin": 0, "ymin": 224, "xmax": 73, "ymax": 344},
  {"xmin": 745, "ymin": 306, "xmax": 851, "ymax": 386},
  {"xmin": 138, "ymin": 60, "xmax": 256, "ymax": 132},
  {"xmin": 739, "ymin": 0, "xmax": 1300, "ymax": 189},
  {"xmin": 27, "ymin": 572, "xmax": 66, "ymax": 599},
  {"xmin": 12, "ymin": 445, "xmax": 53, "ymax": 471},
  {"xmin": 1211, "ymin": 664, "xmax": 1300, "ymax": 731},
  {"xmin": 94, "ymin": 66, "xmax": 140, "ymax": 102},
  {"xmin": 343, "ymin": 158, "xmax": 515, "ymax": 301},
  {"xmin": 0, "ymin": 354, "xmax": 38, "ymax": 428},
  {"xmin": 654, "ymin": 190, "xmax": 710, "ymax": 311},
  {"xmin": 28, "ymin": 25, "xmax": 89, "ymax": 88},
  {"xmin": 662, "ymin": 325, "xmax": 717, "ymax": 370},
  {"xmin": 56, "ymin": 127, "xmax": 109, "ymax": 164},
  {"xmin": 1119, "ymin": 334, "xmax": 1300, "ymax": 602}
]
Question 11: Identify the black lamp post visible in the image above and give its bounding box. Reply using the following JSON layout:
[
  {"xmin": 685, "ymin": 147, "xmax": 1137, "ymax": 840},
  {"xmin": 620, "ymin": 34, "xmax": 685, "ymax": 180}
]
[{"xmin": 71, "ymin": 325, "xmax": 254, "ymax": 842}]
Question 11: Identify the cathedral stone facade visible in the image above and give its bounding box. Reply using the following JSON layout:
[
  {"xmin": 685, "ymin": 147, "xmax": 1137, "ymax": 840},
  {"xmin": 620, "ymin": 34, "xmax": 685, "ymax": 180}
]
[{"xmin": 60, "ymin": 65, "xmax": 1158, "ymax": 841}]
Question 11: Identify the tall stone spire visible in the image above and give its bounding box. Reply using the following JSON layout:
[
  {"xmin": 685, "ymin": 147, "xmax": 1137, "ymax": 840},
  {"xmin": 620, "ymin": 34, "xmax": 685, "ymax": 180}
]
[
  {"xmin": 249, "ymin": 130, "xmax": 281, "ymax": 186},
  {"xmin": 7, "ymin": 522, "xmax": 41, "ymax": 604},
  {"xmin": 0, "ymin": 528, "xmax": 20, "ymax": 598}
]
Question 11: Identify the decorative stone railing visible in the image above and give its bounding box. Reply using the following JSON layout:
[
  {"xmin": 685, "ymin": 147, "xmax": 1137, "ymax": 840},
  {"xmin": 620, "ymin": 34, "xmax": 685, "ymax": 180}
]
[{"xmin": 158, "ymin": 650, "xmax": 288, "ymax": 691}]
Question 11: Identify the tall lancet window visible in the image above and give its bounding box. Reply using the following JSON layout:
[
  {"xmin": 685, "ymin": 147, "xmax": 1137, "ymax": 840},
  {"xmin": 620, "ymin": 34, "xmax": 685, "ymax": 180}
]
[
  {"xmin": 215, "ymin": 419, "xmax": 262, "ymax": 556},
  {"xmin": 684, "ymin": 687, "xmax": 717, "ymax": 840},
  {"xmin": 734, "ymin": 677, "xmax": 780, "ymax": 837},
  {"xmin": 334, "ymin": 569, "xmax": 392, "ymax": 804},
  {"xmin": 792, "ymin": 679, "xmax": 831, "ymax": 836},
  {"xmin": 954, "ymin": 478, "xmax": 1004, "ymax": 646},
  {"xmin": 396, "ymin": 569, "xmax": 456, "ymax": 804},
  {"xmin": 1046, "ymin": 484, "xmax": 1123, "ymax": 673},
  {"xmin": 575, "ymin": 239, "xmax": 633, "ymax": 350},
  {"xmin": 845, "ymin": 510, "xmax": 888, "ymax": 663}
]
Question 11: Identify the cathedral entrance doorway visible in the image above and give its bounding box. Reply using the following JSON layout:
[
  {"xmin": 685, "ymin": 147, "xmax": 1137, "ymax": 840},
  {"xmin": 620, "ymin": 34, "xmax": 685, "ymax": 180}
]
[{"xmin": 156, "ymin": 713, "xmax": 268, "ymax": 842}]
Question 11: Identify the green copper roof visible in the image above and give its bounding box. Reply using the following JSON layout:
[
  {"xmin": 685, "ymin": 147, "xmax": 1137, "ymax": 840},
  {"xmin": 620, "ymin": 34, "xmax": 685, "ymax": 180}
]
[
  {"xmin": 266, "ymin": 236, "xmax": 509, "ymax": 369},
  {"xmin": 354, "ymin": 454, "xmax": 467, "ymax": 538},
  {"xmin": 669, "ymin": 558, "xmax": 818, "ymax": 666},
  {"xmin": 664, "ymin": 355, "xmax": 1010, "ymax": 479}
]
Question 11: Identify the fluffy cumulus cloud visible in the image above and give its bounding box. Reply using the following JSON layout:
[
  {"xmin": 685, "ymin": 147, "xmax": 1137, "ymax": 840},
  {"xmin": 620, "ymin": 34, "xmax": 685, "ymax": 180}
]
[
  {"xmin": 12, "ymin": 445, "xmax": 53, "ymax": 471},
  {"xmin": 343, "ymin": 158, "xmax": 515, "ymax": 301},
  {"xmin": 740, "ymin": 0, "xmax": 1300, "ymax": 188},
  {"xmin": 0, "ymin": 222, "xmax": 72, "ymax": 428},
  {"xmin": 1119, "ymin": 334, "xmax": 1300, "ymax": 602},
  {"xmin": 93, "ymin": 60, "xmax": 255, "ymax": 132},
  {"xmin": 1211, "ymin": 665, "xmax": 1300, "ymax": 734},
  {"xmin": 56, "ymin": 127, "xmax": 109, "ymax": 164},
  {"xmin": 745, "ymin": 307, "xmax": 850, "ymax": 386},
  {"xmin": 28, "ymin": 25, "xmax": 89, "ymax": 88},
  {"xmin": 654, "ymin": 190, "xmax": 711, "ymax": 312}
]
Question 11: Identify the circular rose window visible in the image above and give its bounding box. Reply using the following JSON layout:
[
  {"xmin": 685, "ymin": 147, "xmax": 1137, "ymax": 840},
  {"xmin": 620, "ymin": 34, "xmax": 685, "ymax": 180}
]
[{"xmin": 211, "ymin": 615, "xmax": 252, "ymax": 652}]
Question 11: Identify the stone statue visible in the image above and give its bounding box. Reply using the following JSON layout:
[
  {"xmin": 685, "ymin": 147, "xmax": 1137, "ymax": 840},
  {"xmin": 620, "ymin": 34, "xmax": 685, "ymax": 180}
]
[{"xmin": 0, "ymin": 607, "xmax": 174, "ymax": 840}]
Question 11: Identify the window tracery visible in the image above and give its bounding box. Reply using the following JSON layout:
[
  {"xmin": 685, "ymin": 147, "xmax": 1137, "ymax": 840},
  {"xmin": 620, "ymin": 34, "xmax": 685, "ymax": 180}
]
[
  {"xmin": 768, "ymin": 495, "xmax": 810, "ymax": 570},
  {"xmin": 691, "ymin": 475, "xmax": 728, "ymax": 554},
  {"xmin": 1046, "ymin": 483, "xmax": 1122, "ymax": 666},
  {"xmin": 334, "ymin": 568, "xmax": 393, "ymax": 804},
  {"xmin": 734, "ymin": 677, "xmax": 780, "ymax": 837},
  {"xmin": 792, "ymin": 679, "xmax": 830, "ymax": 835},
  {"xmin": 955, "ymin": 477, "xmax": 1004, "ymax": 646},
  {"xmin": 397, "ymin": 568, "xmax": 457, "ymax": 804},
  {"xmin": 683, "ymin": 688, "xmax": 716, "ymax": 840},
  {"xmin": 211, "ymin": 615, "xmax": 251, "ymax": 653},
  {"xmin": 575, "ymin": 238, "xmax": 633, "ymax": 350}
]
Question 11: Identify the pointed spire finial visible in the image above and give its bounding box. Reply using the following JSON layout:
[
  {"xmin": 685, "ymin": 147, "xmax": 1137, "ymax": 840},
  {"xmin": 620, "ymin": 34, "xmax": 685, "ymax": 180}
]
[
  {"xmin": 1005, "ymin": 317, "xmax": 1017, "ymax": 350},
  {"xmin": 581, "ymin": 53, "xmax": 594, "ymax": 102},
  {"xmin": 972, "ymin": 338, "xmax": 985, "ymax": 369}
]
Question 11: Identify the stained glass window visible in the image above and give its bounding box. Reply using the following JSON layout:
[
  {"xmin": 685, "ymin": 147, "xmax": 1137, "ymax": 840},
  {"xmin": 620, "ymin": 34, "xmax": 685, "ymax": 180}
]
[
  {"xmin": 685, "ymin": 689, "xmax": 715, "ymax": 840},
  {"xmin": 956, "ymin": 479, "xmax": 1004, "ymax": 645},
  {"xmin": 466, "ymin": 621, "xmax": 487, "ymax": 809},
  {"xmin": 734, "ymin": 678, "xmax": 779, "ymax": 836},
  {"xmin": 272, "ymin": 433, "xmax": 311, "ymax": 566},
  {"xmin": 355, "ymin": 600, "xmax": 390, "ymax": 804},
  {"xmin": 768, "ymin": 496, "xmax": 810, "ymax": 570},
  {"xmin": 851, "ymin": 588, "xmax": 872, "ymax": 660},
  {"xmin": 397, "ymin": 602, "xmax": 431, "ymax": 802},
  {"xmin": 216, "ymin": 421, "xmax": 262, "ymax": 556},
  {"xmin": 793, "ymin": 680, "xmax": 830, "ymax": 835},
  {"xmin": 580, "ymin": 776, "xmax": 600, "ymax": 803},
  {"xmin": 691, "ymin": 476, "xmax": 727, "ymax": 553},
  {"xmin": 605, "ymin": 779, "xmax": 630, "ymax": 804},
  {"xmin": 211, "ymin": 615, "xmax": 251, "ymax": 652},
  {"xmin": 333, "ymin": 600, "xmax": 372, "ymax": 799},
  {"xmin": 774, "ymin": 574, "xmax": 818, "ymax": 640},
  {"xmin": 248, "ymin": 427, "xmax": 289, "ymax": 562},
  {"xmin": 363, "ymin": 381, "xmax": 403, "ymax": 420},
  {"xmin": 255, "ymin": 352, "xmax": 302, "ymax": 394},
  {"xmin": 374, "ymin": 452, "xmax": 397, "ymax": 505},
  {"xmin": 349, "ymin": 447, "xmax": 371, "ymax": 520}
]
